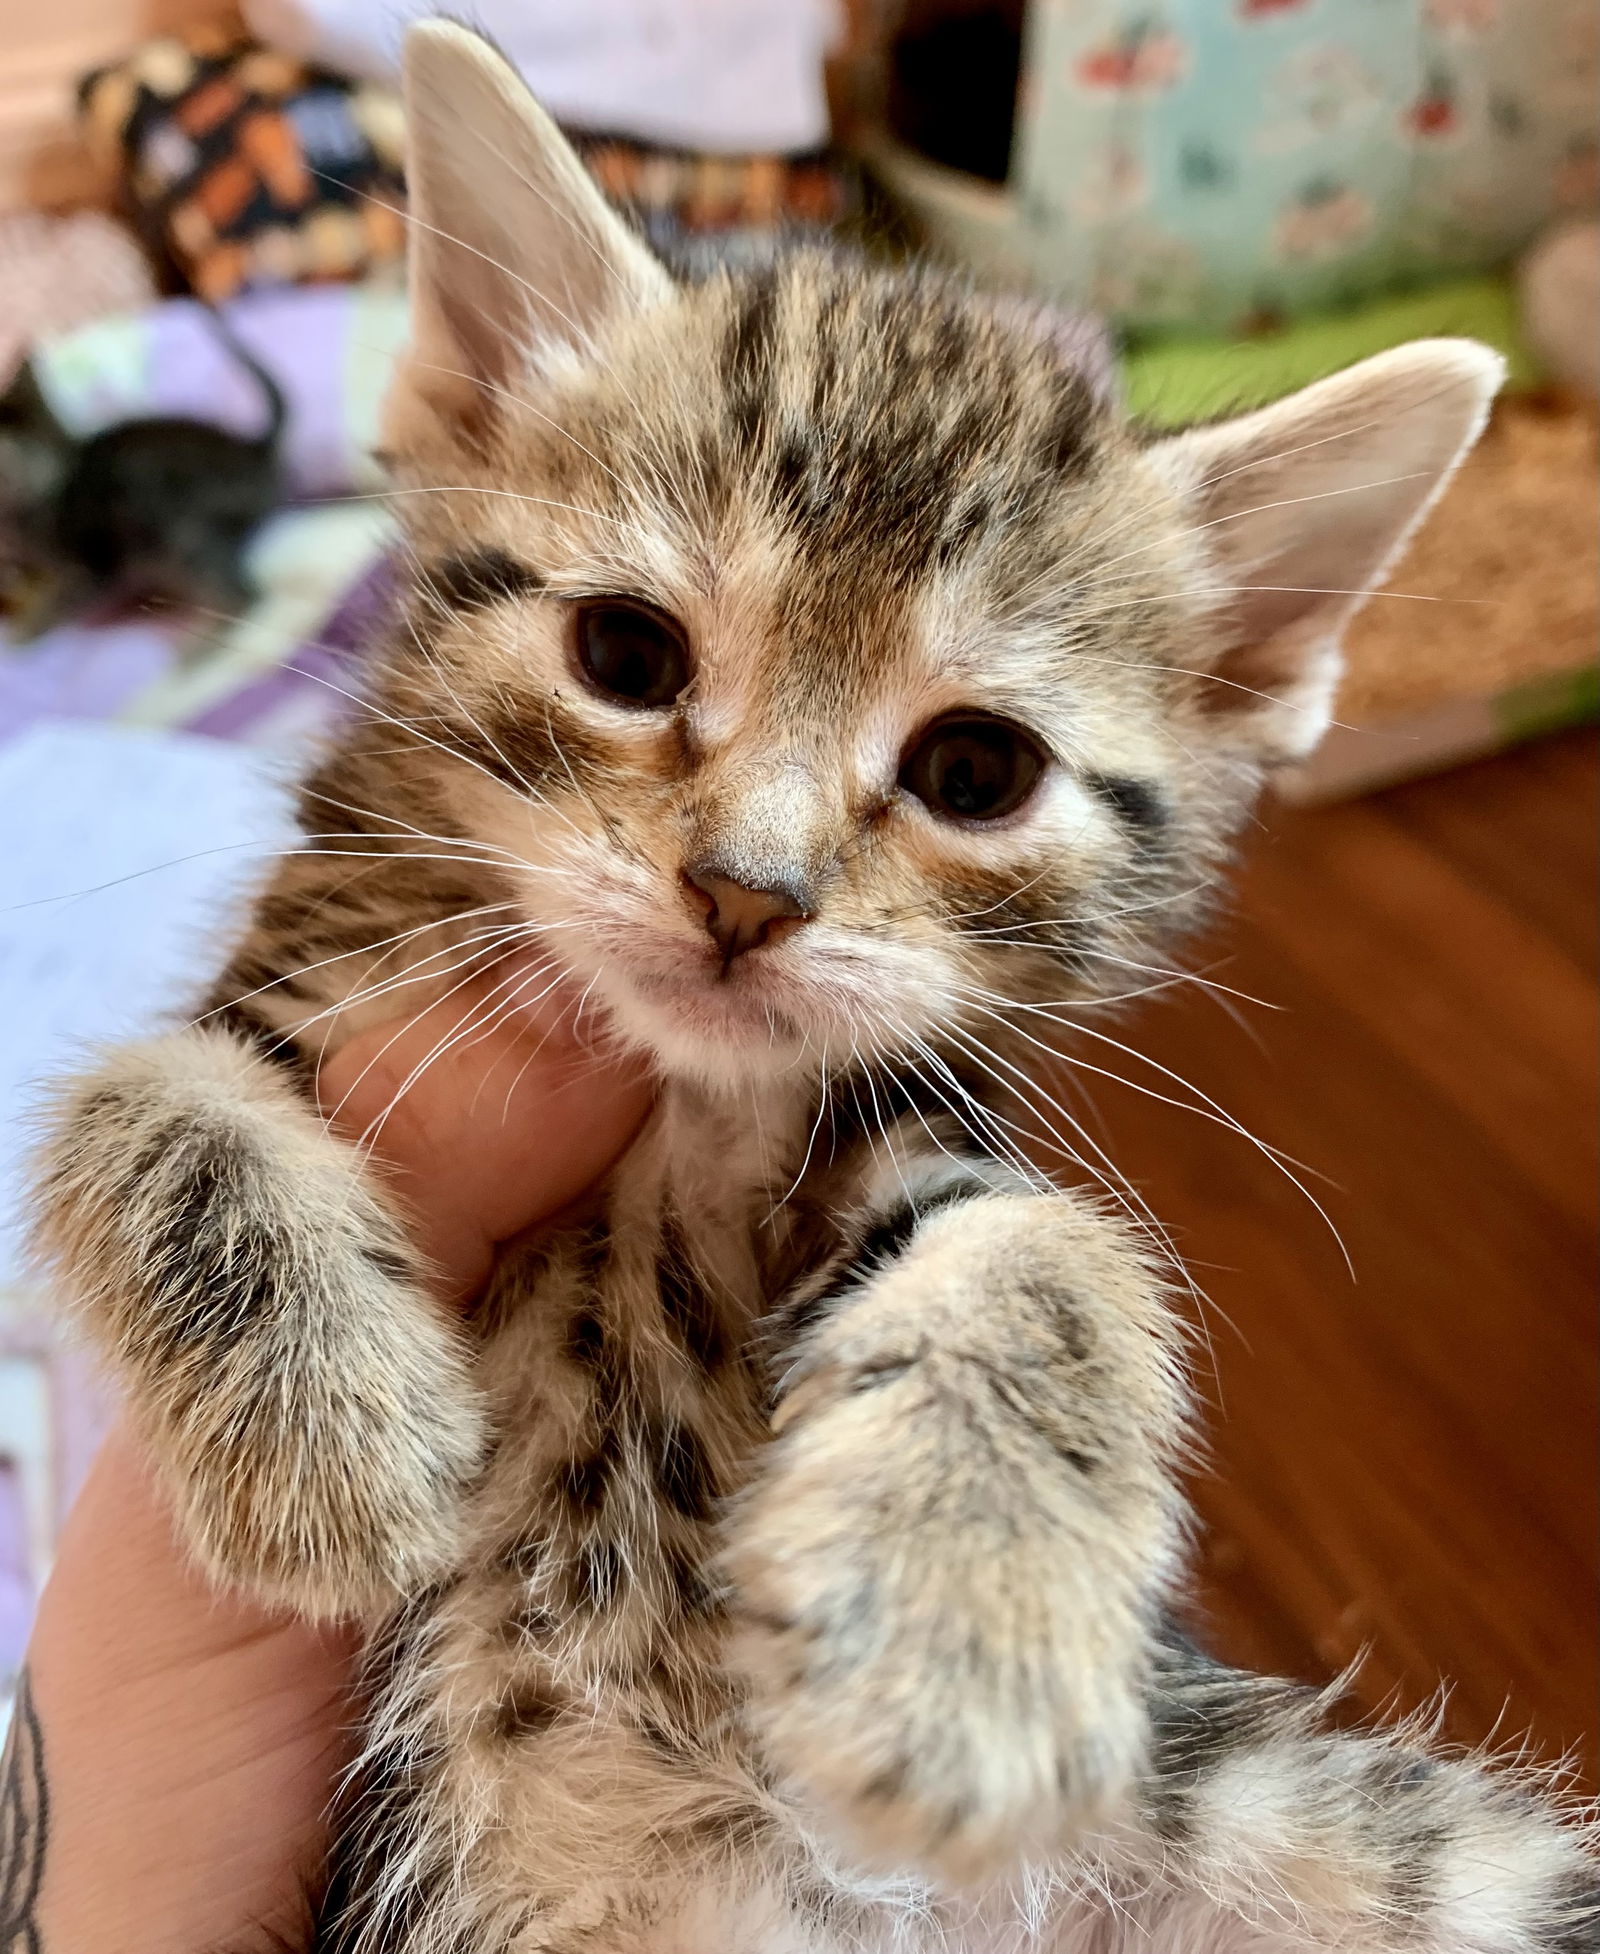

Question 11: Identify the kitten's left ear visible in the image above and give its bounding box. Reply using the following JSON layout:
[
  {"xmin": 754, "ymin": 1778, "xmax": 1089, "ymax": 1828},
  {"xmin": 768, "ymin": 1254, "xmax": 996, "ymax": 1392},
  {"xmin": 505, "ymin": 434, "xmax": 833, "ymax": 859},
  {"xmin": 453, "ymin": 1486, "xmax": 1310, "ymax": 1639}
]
[
  {"xmin": 1146, "ymin": 339, "xmax": 1503, "ymax": 762},
  {"xmin": 386, "ymin": 20, "xmax": 670, "ymax": 454}
]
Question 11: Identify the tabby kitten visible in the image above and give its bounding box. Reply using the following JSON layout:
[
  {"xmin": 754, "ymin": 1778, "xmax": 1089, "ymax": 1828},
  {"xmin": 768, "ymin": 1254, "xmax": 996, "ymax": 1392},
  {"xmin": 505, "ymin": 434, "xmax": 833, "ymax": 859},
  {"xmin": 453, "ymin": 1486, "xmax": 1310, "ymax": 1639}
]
[{"xmin": 32, "ymin": 23, "xmax": 1596, "ymax": 1954}]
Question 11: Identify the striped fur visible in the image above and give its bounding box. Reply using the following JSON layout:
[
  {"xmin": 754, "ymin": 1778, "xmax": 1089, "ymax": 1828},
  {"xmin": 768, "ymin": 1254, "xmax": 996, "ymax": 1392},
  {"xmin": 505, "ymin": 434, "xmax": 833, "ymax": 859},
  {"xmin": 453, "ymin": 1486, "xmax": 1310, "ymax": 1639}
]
[{"xmin": 27, "ymin": 23, "xmax": 1592, "ymax": 1954}]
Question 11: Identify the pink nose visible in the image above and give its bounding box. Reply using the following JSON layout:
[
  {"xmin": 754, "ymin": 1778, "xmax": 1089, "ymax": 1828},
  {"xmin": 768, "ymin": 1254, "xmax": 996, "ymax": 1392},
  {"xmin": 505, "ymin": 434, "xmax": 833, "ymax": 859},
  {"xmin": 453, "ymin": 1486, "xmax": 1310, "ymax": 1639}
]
[{"xmin": 683, "ymin": 865, "xmax": 813, "ymax": 962}]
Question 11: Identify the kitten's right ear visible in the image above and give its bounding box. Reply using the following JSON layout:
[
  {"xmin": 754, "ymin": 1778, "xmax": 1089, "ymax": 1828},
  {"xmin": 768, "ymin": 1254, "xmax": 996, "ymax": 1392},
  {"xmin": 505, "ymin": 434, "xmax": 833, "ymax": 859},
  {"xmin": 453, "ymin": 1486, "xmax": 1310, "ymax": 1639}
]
[{"xmin": 386, "ymin": 21, "xmax": 670, "ymax": 454}]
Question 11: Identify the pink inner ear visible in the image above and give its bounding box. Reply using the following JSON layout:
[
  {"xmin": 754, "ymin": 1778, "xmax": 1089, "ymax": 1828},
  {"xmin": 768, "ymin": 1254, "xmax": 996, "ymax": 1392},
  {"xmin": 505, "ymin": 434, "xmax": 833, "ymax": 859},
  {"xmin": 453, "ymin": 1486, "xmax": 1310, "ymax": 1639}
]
[{"xmin": 980, "ymin": 294, "xmax": 1120, "ymax": 409}]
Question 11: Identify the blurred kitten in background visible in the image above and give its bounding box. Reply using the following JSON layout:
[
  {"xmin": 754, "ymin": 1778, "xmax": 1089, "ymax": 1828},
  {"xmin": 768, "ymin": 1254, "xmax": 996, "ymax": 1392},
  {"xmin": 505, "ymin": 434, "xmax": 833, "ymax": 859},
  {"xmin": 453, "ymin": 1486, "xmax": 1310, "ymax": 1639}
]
[{"xmin": 0, "ymin": 312, "xmax": 286, "ymax": 643}]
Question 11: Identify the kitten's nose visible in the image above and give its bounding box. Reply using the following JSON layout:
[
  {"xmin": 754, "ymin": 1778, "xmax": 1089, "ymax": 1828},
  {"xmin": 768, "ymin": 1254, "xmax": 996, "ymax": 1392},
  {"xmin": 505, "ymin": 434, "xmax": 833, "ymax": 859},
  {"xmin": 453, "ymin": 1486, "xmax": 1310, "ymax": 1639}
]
[{"xmin": 683, "ymin": 864, "xmax": 813, "ymax": 963}]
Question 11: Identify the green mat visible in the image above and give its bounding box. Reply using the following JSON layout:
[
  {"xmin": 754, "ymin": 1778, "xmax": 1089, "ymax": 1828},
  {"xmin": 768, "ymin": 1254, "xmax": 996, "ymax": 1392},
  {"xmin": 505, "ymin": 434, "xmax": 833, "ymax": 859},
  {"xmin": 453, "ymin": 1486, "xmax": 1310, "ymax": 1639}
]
[{"xmin": 1122, "ymin": 277, "xmax": 1538, "ymax": 428}]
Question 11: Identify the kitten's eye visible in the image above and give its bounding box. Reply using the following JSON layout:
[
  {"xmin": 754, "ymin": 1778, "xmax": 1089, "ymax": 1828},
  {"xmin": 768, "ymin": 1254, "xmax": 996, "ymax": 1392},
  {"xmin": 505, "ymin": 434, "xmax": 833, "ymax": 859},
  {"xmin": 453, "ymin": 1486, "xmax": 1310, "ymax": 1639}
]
[
  {"xmin": 900, "ymin": 715, "xmax": 1045, "ymax": 823},
  {"xmin": 575, "ymin": 600, "xmax": 690, "ymax": 708}
]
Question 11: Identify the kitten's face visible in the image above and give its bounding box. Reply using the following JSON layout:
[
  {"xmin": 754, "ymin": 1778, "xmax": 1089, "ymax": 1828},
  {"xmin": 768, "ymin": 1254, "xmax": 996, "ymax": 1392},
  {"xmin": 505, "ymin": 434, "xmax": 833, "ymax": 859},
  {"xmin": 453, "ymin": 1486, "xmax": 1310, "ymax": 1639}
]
[
  {"xmin": 377, "ymin": 24, "xmax": 1500, "ymax": 1089},
  {"xmin": 391, "ymin": 265, "xmax": 1225, "ymax": 1083}
]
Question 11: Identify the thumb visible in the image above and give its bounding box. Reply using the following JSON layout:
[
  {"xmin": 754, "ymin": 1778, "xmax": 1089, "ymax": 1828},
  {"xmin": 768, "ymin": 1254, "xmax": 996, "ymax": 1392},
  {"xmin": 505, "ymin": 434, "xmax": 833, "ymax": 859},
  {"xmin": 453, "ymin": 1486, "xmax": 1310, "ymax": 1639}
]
[{"xmin": 316, "ymin": 967, "xmax": 652, "ymax": 1302}]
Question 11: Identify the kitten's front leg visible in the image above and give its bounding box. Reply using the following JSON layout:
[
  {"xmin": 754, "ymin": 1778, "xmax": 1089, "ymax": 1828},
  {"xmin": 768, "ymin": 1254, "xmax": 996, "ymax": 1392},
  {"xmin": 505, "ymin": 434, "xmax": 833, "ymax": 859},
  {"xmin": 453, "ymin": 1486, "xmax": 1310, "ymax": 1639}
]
[
  {"xmin": 726, "ymin": 1166, "xmax": 1187, "ymax": 1881},
  {"xmin": 31, "ymin": 1027, "xmax": 484, "ymax": 1618}
]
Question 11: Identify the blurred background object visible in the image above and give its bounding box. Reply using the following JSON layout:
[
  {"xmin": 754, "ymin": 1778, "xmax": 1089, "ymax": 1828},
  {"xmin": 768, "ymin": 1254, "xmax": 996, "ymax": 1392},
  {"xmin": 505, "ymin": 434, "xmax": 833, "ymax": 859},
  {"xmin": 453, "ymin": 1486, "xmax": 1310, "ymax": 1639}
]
[
  {"xmin": 1521, "ymin": 216, "xmax": 1600, "ymax": 396},
  {"xmin": 861, "ymin": 0, "xmax": 1598, "ymax": 334},
  {"xmin": 0, "ymin": 0, "xmax": 1591, "ymax": 1781},
  {"xmin": 242, "ymin": 0, "xmax": 839, "ymax": 155},
  {"xmin": 0, "ymin": 207, "xmax": 155, "ymax": 377},
  {"xmin": 76, "ymin": 24, "xmax": 407, "ymax": 300}
]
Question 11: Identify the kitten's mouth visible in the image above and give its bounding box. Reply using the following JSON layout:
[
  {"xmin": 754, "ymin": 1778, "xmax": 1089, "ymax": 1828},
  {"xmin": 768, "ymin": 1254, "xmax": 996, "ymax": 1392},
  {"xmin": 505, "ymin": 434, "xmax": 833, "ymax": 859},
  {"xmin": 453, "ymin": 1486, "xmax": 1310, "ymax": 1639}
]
[
  {"xmin": 634, "ymin": 960, "xmax": 807, "ymax": 1040},
  {"xmin": 524, "ymin": 892, "xmax": 904, "ymax": 1080},
  {"xmin": 574, "ymin": 932, "xmax": 821, "ymax": 1074}
]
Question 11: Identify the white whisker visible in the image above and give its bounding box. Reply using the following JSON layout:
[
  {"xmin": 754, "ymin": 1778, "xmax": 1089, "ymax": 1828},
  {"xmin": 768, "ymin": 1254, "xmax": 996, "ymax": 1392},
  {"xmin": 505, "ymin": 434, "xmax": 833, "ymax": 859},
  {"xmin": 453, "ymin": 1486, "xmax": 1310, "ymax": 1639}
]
[
  {"xmin": 192, "ymin": 901, "xmax": 524, "ymax": 1026},
  {"xmin": 952, "ymin": 987, "xmax": 1351, "ymax": 1272}
]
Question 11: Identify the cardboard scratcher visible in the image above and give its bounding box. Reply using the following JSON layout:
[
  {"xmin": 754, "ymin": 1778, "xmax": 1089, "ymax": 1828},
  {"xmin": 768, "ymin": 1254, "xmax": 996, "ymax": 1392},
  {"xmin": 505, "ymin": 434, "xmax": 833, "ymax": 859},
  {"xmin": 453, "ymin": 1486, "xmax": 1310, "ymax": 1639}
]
[{"xmin": 1277, "ymin": 393, "xmax": 1600, "ymax": 803}]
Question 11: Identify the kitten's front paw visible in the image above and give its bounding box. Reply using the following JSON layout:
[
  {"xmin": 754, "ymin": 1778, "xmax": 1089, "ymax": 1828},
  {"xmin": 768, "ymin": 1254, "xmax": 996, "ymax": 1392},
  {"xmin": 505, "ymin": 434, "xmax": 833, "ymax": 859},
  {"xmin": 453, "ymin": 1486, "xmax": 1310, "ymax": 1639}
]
[
  {"xmin": 726, "ymin": 1343, "xmax": 1156, "ymax": 1882},
  {"xmin": 166, "ymin": 1254, "xmax": 486, "ymax": 1617},
  {"xmin": 32, "ymin": 1032, "xmax": 486, "ymax": 1618}
]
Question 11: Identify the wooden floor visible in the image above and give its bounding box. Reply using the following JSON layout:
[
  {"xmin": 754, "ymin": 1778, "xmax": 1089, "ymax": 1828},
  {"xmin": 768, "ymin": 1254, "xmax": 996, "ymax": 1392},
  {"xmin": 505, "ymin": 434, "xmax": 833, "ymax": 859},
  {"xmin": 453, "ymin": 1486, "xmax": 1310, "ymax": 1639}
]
[{"xmin": 1081, "ymin": 728, "xmax": 1599, "ymax": 1784}]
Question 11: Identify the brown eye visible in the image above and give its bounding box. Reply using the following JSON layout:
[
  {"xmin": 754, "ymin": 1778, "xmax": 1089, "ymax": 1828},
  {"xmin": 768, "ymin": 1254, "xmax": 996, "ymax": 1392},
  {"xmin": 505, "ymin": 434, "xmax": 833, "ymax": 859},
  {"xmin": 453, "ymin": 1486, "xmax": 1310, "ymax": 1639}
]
[
  {"xmin": 900, "ymin": 715, "xmax": 1045, "ymax": 823},
  {"xmin": 575, "ymin": 600, "xmax": 690, "ymax": 708}
]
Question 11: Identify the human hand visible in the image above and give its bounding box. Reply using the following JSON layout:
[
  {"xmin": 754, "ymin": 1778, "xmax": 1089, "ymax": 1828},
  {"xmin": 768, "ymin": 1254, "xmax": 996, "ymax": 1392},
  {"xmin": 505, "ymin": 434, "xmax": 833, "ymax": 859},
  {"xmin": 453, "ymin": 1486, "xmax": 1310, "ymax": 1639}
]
[{"xmin": 12, "ymin": 978, "xmax": 651, "ymax": 1952}]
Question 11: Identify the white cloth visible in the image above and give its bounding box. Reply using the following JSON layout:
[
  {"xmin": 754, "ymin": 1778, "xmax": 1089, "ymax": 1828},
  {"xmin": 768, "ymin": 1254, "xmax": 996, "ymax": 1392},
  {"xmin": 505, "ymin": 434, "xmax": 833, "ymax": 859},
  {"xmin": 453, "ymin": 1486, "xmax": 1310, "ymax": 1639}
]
[
  {"xmin": 245, "ymin": 0, "xmax": 839, "ymax": 154},
  {"xmin": 0, "ymin": 725, "xmax": 295, "ymax": 1286}
]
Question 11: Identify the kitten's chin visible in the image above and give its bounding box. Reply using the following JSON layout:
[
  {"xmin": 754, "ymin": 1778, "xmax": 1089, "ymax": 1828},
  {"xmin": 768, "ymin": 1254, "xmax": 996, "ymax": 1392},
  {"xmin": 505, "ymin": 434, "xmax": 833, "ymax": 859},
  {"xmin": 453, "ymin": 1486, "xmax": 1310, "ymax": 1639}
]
[{"xmin": 589, "ymin": 965, "xmax": 819, "ymax": 1086}]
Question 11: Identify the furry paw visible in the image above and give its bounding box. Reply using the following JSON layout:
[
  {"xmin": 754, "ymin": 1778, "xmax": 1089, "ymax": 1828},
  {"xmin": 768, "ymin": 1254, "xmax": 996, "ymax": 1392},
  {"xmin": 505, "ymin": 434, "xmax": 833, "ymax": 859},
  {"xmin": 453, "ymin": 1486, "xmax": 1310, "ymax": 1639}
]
[
  {"xmin": 32, "ymin": 1030, "xmax": 486, "ymax": 1617},
  {"xmin": 726, "ymin": 1335, "xmax": 1159, "ymax": 1882},
  {"xmin": 162, "ymin": 1245, "xmax": 486, "ymax": 1617}
]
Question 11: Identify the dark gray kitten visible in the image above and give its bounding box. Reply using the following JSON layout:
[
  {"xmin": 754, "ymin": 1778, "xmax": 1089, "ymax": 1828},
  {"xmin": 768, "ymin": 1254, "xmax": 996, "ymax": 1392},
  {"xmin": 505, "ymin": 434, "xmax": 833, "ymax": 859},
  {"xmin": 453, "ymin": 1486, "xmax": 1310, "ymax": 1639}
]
[{"xmin": 0, "ymin": 310, "xmax": 285, "ymax": 642}]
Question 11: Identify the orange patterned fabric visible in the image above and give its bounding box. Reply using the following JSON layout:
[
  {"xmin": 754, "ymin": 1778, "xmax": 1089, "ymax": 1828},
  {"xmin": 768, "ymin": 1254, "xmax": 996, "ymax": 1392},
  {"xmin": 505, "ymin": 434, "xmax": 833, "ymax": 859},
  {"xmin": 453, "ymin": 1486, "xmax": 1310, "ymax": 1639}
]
[
  {"xmin": 79, "ymin": 31, "xmax": 407, "ymax": 301},
  {"xmin": 574, "ymin": 136, "xmax": 852, "ymax": 242},
  {"xmin": 78, "ymin": 29, "xmax": 854, "ymax": 300}
]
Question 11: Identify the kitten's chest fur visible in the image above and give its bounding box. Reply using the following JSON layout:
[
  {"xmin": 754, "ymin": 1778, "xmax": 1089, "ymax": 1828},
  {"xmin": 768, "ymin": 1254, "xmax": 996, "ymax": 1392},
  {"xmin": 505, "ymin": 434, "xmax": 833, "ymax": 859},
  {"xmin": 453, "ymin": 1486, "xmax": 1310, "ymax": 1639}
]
[
  {"xmin": 470, "ymin": 1086, "xmax": 794, "ymax": 1652},
  {"xmin": 346, "ymin": 1085, "xmax": 889, "ymax": 1945}
]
